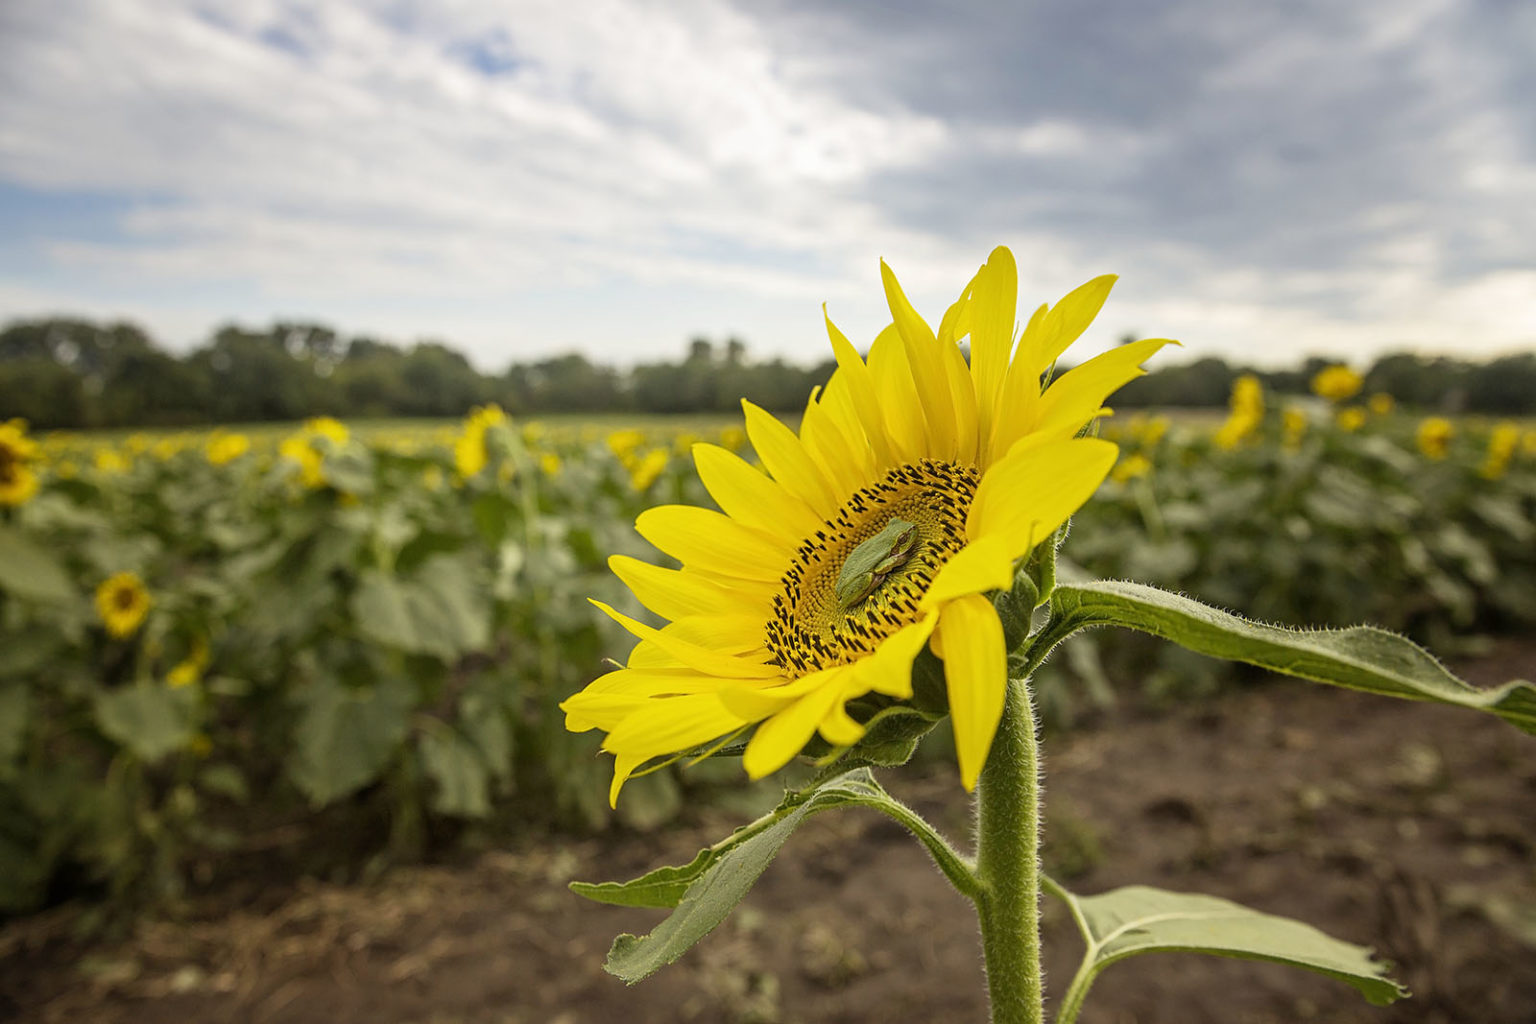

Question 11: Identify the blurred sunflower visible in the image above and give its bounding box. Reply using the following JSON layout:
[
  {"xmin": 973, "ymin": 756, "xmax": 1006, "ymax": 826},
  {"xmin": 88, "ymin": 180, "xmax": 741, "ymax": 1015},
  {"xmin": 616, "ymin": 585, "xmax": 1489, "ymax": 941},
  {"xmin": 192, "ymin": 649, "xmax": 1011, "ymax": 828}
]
[
  {"xmin": 1311, "ymin": 365, "xmax": 1363, "ymax": 402},
  {"xmin": 96, "ymin": 572, "xmax": 152, "ymax": 638},
  {"xmin": 1417, "ymin": 417, "xmax": 1454, "ymax": 460},
  {"xmin": 206, "ymin": 432, "xmax": 251, "ymax": 466},
  {"xmin": 628, "ymin": 448, "xmax": 670, "ymax": 492},
  {"xmin": 1336, "ymin": 407, "xmax": 1366, "ymax": 432},
  {"xmin": 1213, "ymin": 375, "xmax": 1264, "ymax": 450},
  {"xmin": 562, "ymin": 247, "xmax": 1174, "ymax": 802},
  {"xmin": 0, "ymin": 419, "xmax": 40, "ymax": 507},
  {"xmin": 454, "ymin": 404, "xmax": 508, "ymax": 478}
]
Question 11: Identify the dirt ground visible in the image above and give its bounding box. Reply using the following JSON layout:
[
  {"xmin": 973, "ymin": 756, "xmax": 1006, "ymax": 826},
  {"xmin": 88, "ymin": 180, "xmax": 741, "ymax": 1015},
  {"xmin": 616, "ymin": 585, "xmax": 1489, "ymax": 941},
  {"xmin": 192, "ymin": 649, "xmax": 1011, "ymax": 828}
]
[{"xmin": 3, "ymin": 643, "xmax": 1534, "ymax": 1024}]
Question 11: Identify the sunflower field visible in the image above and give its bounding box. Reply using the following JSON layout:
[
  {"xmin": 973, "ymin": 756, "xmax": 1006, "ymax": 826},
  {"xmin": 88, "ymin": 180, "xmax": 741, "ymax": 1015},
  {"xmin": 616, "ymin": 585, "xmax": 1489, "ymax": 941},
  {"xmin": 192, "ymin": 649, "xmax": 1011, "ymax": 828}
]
[{"xmin": 0, "ymin": 386, "xmax": 1533, "ymax": 917}]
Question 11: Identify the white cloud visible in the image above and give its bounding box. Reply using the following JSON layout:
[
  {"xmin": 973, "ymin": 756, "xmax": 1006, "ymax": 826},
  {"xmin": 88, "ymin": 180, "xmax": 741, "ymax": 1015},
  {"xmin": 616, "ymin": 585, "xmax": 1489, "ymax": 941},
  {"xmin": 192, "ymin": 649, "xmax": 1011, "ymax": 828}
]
[{"xmin": 0, "ymin": 0, "xmax": 1532, "ymax": 368}]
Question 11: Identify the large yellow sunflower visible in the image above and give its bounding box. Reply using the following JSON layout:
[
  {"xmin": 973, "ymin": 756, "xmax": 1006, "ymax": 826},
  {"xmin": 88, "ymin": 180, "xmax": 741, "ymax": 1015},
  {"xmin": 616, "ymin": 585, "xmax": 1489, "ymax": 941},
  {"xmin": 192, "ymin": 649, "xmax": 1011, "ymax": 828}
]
[{"xmin": 562, "ymin": 247, "xmax": 1173, "ymax": 803}]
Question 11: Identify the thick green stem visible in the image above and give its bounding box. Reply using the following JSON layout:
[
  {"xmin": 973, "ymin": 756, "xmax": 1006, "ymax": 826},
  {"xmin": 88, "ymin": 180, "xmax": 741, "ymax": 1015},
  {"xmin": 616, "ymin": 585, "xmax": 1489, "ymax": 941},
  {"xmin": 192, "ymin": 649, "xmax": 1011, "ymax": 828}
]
[{"xmin": 974, "ymin": 677, "xmax": 1045, "ymax": 1024}]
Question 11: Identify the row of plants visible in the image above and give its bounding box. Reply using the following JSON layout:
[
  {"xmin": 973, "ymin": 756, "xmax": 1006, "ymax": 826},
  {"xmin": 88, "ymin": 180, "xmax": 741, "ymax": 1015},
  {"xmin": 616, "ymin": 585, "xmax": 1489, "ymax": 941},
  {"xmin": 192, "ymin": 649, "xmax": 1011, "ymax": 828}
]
[{"xmin": 0, "ymin": 375, "xmax": 1531, "ymax": 916}]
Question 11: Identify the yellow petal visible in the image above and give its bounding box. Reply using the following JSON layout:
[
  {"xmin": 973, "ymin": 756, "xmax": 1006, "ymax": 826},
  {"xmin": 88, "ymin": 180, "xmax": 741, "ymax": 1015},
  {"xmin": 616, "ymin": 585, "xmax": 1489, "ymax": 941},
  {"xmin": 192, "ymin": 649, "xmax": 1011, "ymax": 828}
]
[
  {"xmin": 987, "ymin": 302, "xmax": 1049, "ymax": 464},
  {"xmin": 580, "ymin": 666, "xmax": 722, "ymax": 697},
  {"xmin": 969, "ymin": 247, "xmax": 1018, "ymax": 452},
  {"xmin": 825, "ymin": 309, "xmax": 896, "ymax": 467},
  {"xmin": 591, "ymin": 600, "xmax": 783, "ymax": 678},
  {"xmin": 742, "ymin": 670, "xmax": 852, "ymax": 778},
  {"xmin": 720, "ymin": 665, "xmax": 845, "ymax": 721},
  {"xmin": 743, "ymin": 400, "xmax": 843, "ymax": 517},
  {"xmin": 692, "ymin": 443, "xmax": 822, "ymax": 542},
  {"xmin": 941, "ymin": 334, "xmax": 980, "ymax": 465},
  {"xmin": 800, "ymin": 385, "xmax": 871, "ymax": 497},
  {"xmin": 609, "ymin": 554, "xmax": 762, "ymax": 622},
  {"xmin": 636, "ymin": 504, "xmax": 789, "ymax": 583},
  {"xmin": 937, "ymin": 269, "xmax": 977, "ymax": 348},
  {"xmin": 921, "ymin": 535, "xmax": 1014, "ymax": 609},
  {"xmin": 609, "ymin": 752, "xmax": 647, "ymax": 807},
  {"xmin": 937, "ymin": 594, "xmax": 1007, "ymax": 791},
  {"xmin": 882, "ymin": 259, "xmax": 957, "ymax": 460},
  {"xmin": 967, "ymin": 438, "xmax": 1118, "ymax": 560},
  {"xmin": 812, "ymin": 373, "xmax": 878, "ymax": 488},
  {"xmin": 626, "ymin": 615, "xmax": 770, "ymax": 668},
  {"xmin": 817, "ymin": 697, "xmax": 867, "ymax": 748},
  {"xmin": 850, "ymin": 611, "xmax": 937, "ymax": 698},
  {"xmin": 602, "ymin": 692, "xmax": 745, "ymax": 756},
  {"xmin": 866, "ymin": 325, "xmax": 929, "ymax": 465},
  {"xmin": 563, "ymin": 669, "xmax": 727, "ymax": 731},
  {"xmin": 1034, "ymin": 337, "xmax": 1178, "ymax": 441},
  {"xmin": 1029, "ymin": 274, "xmax": 1117, "ymax": 372}
]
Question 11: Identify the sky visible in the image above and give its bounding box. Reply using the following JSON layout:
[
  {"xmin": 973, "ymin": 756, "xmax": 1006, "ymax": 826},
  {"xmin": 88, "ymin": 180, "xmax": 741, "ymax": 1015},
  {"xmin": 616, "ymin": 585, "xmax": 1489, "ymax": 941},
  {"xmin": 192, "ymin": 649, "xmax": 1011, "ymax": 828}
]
[{"xmin": 1, "ymin": 0, "xmax": 1534, "ymax": 370}]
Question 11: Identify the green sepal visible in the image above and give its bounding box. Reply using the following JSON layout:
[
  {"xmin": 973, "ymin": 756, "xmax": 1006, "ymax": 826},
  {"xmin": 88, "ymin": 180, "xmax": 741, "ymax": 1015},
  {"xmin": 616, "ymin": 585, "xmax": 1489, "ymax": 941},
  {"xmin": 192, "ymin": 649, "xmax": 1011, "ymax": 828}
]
[{"xmin": 993, "ymin": 563, "xmax": 1040, "ymax": 652}]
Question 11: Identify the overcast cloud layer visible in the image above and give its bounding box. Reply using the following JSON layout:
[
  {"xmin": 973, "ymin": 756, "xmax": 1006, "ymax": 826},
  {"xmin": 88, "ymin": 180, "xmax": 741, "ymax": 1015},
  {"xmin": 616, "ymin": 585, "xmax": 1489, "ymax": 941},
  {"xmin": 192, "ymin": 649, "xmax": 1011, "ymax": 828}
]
[{"xmin": 1, "ymin": 0, "xmax": 1533, "ymax": 368}]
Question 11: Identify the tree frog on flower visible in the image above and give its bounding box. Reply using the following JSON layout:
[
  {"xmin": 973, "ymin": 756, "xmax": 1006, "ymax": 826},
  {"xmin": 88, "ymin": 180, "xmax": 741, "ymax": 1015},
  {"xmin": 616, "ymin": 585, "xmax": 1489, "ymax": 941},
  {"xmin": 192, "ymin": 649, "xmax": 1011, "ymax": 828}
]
[{"xmin": 835, "ymin": 517, "xmax": 921, "ymax": 611}]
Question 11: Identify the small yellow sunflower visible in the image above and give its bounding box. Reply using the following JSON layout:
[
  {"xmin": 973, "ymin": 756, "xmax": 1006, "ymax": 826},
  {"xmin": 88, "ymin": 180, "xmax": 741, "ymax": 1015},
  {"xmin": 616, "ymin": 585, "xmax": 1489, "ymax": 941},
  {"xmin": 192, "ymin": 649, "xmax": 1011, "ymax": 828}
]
[
  {"xmin": 96, "ymin": 572, "xmax": 152, "ymax": 638},
  {"xmin": 1479, "ymin": 421, "xmax": 1521, "ymax": 480},
  {"xmin": 206, "ymin": 432, "xmax": 251, "ymax": 466},
  {"xmin": 1111, "ymin": 452, "xmax": 1152, "ymax": 483},
  {"xmin": 1282, "ymin": 406, "xmax": 1309, "ymax": 449},
  {"xmin": 628, "ymin": 448, "xmax": 670, "ymax": 492},
  {"xmin": 454, "ymin": 405, "xmax": 509, "ymax": 478},
  {"xmin": 1417, "ymin": 417, "xmax": 1454, "ymax": 460},
  {"xmin": 1213, "ymin": 375, "xmax": 1264, "ymax": 450},
  {"xmin": 1336, "ymin": 407, "xmax": 1366, "ymax": 432},
  {"xmin": 1311, "ymin": 365, "xmax": 1363, "ymax": 403},
  {"xmin": 562, "ymin": 247, "xmax": 1174, "ymax": 802},
  {"xmin": 0, "ymin": 419, "xmax": 41, "ymax": 506}
]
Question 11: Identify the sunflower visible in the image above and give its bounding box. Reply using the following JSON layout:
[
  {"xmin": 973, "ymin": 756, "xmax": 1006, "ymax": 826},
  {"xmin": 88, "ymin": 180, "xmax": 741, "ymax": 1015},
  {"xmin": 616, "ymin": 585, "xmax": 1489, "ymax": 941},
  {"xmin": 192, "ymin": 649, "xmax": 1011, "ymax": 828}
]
[
  {"xmin": 562, "ymin": 247, "xmax": 1173, "ymax": 803},
  {"xmin": 96, "ymin": 572, "xmax": 152, "ymax": 639},
  {"xmin": 206, "ymin": 432, "xmax": 251, "ymax": 466},
  {"xmin": 0, "ymin": 419, "xmax": 40, "ymax": 506},
  {"xmin": 1417, "ymin": 417, "xmax": 1453, "ymax": 460},
  {"xmin": 454, "ymin": 405, "xmax": 508, "ymax": 478},
  {"xmin": 1311, "ymin": 365, "xmax": 1363, "ymax": 403}
]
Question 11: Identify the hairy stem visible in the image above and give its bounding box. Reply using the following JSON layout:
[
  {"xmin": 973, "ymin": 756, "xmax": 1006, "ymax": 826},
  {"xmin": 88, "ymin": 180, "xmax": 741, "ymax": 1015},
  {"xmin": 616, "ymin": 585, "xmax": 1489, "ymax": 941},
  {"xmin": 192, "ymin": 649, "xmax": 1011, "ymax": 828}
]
[{"xmin": 974, "ymin": 677, "xmax": 1045, "ymax": 1024}]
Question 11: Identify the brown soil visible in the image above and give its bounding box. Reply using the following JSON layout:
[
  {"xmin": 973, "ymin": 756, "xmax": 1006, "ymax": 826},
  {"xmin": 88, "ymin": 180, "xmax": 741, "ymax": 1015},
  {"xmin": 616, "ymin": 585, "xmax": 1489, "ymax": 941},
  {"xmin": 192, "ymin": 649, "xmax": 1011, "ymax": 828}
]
[{"xmin": 3, "ymin": 643, "xmax": 1534, "ymax": 1024}]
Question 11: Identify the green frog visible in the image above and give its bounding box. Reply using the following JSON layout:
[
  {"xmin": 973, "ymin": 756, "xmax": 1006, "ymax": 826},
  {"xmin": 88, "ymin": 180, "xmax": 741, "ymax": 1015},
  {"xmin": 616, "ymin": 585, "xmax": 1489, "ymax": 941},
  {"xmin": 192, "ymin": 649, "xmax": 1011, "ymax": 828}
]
[{"xmin": 834, "ymin": 518, "xmax": 921, "ymax": 611}]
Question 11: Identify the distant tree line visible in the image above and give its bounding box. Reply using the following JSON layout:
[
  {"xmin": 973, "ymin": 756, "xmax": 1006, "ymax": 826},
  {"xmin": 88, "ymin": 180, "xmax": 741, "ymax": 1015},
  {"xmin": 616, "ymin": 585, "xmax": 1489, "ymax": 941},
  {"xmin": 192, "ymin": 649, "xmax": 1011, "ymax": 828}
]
[
  {"xmin": 1111, "ymin": 348, "xmax": 1536, "ymax": 415},
  {"xmin": 0, "ymin": 317, "xmax": 1532, "ymax": 429}
]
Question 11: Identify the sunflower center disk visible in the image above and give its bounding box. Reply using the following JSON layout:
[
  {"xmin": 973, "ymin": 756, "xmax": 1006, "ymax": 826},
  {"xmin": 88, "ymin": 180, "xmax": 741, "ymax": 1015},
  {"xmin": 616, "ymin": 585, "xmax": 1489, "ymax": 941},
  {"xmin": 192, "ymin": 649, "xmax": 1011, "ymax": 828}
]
[{"xmin": 766, "ymin": 459, "xmax": 979, "ymax": 674}]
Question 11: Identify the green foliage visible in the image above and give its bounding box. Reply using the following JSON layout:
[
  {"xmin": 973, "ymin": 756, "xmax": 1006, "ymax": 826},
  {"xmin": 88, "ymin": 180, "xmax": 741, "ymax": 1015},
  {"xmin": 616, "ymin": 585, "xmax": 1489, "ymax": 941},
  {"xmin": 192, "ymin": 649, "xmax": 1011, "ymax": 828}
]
[{"xmin": 0, "ymin": 416, "xmax": 722, "ymax": 914}]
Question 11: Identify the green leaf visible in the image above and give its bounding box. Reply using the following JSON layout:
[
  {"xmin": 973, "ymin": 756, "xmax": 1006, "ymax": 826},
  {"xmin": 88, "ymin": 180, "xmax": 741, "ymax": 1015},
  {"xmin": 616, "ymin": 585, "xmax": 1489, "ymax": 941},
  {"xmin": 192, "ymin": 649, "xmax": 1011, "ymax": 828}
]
[
  {"xmin": 576, "ymin": 769, "xmax": 976, "ymax": 983},
  {"xmin": 1043, "ymin": 579, "xmax": 1536, "ymax": 734},
  {"xmin": 285, "ymin": 676, "xmax": 414, "ymax": 806},
  {"xmin": 0, "ymin": 526, "xmax": 74, "ymax": 604},
  {"xmin": 418, "ymin": 727, "xmax": 491, "ymax": 817},
  {"xmin": 351, "ymin": 554, "xmax": 490, "ymax": 661},
  {"xmin": 1048, "ymin": 880, "xmax": 1408, "ymax": 1023},
  {"xmin": 93, "ymin": 683, "xmax": 196, "ymax": 762}
]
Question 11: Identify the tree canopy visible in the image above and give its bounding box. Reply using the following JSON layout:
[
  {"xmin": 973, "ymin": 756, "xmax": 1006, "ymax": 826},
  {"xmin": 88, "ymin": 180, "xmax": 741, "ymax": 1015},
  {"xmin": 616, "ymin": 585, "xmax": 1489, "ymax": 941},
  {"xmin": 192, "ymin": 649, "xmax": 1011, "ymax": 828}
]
[{"xmin": 0, "ymin": 316, "xmax": 1531, "ymax": 429}]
